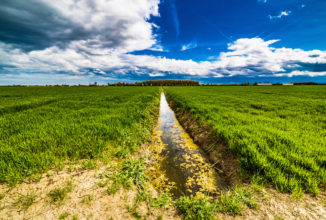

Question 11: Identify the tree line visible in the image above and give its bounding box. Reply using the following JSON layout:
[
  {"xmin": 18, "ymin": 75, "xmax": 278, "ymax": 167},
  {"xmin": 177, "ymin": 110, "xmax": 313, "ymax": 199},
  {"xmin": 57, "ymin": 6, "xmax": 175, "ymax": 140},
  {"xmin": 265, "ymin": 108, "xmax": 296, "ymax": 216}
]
[{"xmin": 108, "ymin": 80, "xmax": 200, "ymax": 86}]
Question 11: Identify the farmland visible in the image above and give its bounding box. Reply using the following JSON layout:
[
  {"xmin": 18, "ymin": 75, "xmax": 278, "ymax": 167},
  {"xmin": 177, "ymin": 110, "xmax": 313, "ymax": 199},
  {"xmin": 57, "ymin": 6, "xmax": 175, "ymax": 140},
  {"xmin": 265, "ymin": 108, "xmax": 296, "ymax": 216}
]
[
  {"xmin": 1, "ymin": 85, "xmax": 326, "ymax": 219},
  {"xmin": 165, "ymin": 86, "xmax": 326, "ymax": 195},
  {"xmin": 0, "ymin": 86, "xmax": 160, "ymax": 185}
]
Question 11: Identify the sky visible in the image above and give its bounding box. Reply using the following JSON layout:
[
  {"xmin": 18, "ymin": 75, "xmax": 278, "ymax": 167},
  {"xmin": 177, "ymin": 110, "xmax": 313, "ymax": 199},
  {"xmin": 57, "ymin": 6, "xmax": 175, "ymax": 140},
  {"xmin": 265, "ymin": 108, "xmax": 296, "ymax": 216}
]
[{"xmin": 0, "ymin": 0, "xmax": 326, "ymax": 85}]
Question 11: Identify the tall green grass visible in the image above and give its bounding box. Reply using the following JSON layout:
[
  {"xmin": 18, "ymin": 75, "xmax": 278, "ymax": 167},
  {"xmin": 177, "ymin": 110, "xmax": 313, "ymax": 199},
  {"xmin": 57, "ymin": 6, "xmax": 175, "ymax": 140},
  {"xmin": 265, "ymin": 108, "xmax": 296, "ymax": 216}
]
[
  {"xmin": 165, "ymin": 86, "xmax": 326, "ymax": 195},
  {"xmin": 0, "ymin": 86, "xmax": 160, "ymax": 185}
]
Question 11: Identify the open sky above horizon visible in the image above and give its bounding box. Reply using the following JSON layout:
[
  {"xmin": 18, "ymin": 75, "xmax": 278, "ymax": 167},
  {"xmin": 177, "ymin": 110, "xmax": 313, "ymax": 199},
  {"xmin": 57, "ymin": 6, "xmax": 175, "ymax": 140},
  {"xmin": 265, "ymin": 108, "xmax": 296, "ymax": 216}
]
[{"xmin": 1, "ymin": 0, "xmax": 326, "ymax": 85}]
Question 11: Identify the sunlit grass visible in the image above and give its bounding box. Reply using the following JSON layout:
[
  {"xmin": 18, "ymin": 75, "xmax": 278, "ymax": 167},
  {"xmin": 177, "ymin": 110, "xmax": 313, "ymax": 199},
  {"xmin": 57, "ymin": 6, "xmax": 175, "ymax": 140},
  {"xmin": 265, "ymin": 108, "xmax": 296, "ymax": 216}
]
[
  {"xmin": 165, "ymin": 85, "xmax": 326, "ymax": 195},
  {"xmin": 0, "ymin": 86, "xmax": 160, "ymax": 185}
]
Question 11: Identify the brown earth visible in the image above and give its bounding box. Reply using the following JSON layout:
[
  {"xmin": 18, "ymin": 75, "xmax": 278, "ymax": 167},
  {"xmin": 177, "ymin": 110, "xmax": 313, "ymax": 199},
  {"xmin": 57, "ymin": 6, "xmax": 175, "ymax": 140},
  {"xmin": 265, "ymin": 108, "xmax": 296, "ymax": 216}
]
[
  {"xmin": 0, "ymin": 160, "xmax": 180, "ymax": 220},
  {"xmin": 218, "ymin": 188, "xmax": 326, "ymax": 220},
  {"xmin": 2, "ymin": 163, "xmax": 325, "ymax": 220}
]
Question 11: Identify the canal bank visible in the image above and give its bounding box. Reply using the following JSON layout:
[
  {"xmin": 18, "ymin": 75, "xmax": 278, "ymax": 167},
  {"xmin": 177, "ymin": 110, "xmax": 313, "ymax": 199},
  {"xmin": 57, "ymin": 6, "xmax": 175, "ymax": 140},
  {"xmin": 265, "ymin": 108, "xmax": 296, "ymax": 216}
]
[{"xmin": 149, "ymin": 92, "xmax": 226, "ymax": 197}]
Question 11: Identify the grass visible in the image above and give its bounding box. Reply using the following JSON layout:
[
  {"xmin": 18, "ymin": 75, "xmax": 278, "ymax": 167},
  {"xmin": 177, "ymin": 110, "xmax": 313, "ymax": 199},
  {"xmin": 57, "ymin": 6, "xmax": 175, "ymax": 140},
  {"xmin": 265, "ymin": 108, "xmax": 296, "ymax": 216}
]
[
  {"xmin": 81, "ymin": 194, "xmax": 94, "ymax": 204},
  {"xmin": 176, "ymin": 187, "xmax": 257, "ymax": 219},
  {"xmin": 150, "ymin": 191, "xmax": 174, "ymax": 209},
  {"xmin": 48, "ymin": 180, "xmax": 74, "ymax": 203},
  {"xmin": 214, "ymin": 187, "xmax": 257, "ymax": 215},
  {"xmin": 59, "ymin": 212, "xmax": 69, "ymax": 220},
  {"xmin": 0, "ymin": 87, "xmax": 160, "ymax": 185},
  {"xmin": 107, "ymin": 157, "xmax": 147, "ymax": 194},
  {"xmin": 14, "ymin": 192, "xmax": 36, "ymax": 211},
  {"xmin": 176, "ymin": 196, "xmax": 215, "ymax": 220},
  {"xmin": 165, "ymin": 86, "xmax": 326, "ymax": 195},
  {"xmin": 82, "ymin": 160, "xmax": 97, "ymax": 170}
]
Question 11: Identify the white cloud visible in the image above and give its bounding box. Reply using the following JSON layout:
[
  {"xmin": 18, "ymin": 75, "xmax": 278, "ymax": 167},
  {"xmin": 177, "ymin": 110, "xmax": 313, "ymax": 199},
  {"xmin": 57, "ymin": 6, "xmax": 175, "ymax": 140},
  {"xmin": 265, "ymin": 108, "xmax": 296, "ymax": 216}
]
[
  {"xmin": 149, "ymin": 44, "xmax": 169, "ymax": 52},
  {"xmin": 181, "ymin": 41, "xmax": 198, "ymax": 51},
  {"xmin": 1, "ymin": 0, "xmax": 160, "ymax": 53},
  {"xmin": 149, "ymin": 73, "xmax": 165, "ymax": 77},
  {"xmin": 275, "ymin": 71, "xmax": 326, "ymax": 77},
  {"xmin": 268, "ymin": 11, "xmax": 291, "ymax": 19},
  {"xmin": 2, "ymin": 37, "xmax": 326, "ymax": 80},
  {"xmin": 2, "ymin": 0, "xmax": 325, "ymax": 84}
]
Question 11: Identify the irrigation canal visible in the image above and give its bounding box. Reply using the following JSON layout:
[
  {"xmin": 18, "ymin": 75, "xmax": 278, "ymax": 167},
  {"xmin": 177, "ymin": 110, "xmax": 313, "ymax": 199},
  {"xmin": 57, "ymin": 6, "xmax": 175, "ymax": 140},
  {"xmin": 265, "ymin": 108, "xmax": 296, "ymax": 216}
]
[{"xmin": 153, "ymin": 92, "xmax": 225, "ymax": 197}]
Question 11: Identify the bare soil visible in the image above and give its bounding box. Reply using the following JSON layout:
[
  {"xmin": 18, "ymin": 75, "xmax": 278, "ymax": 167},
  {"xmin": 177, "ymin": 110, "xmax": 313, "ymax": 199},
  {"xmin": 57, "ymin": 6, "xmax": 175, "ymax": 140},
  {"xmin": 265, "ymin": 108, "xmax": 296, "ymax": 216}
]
[
  {"xmin": 0, "ymin": 161, "xmax": 180, "ymax": 220},
  {"xmin": 218, "ymin": 188, "xmax": 326, "ymax": 220}
]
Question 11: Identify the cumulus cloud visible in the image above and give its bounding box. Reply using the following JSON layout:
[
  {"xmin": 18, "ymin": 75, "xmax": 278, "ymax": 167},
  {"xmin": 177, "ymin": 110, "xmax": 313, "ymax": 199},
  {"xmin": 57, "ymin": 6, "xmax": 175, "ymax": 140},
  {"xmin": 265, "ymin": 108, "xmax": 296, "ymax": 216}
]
[
  {"xmin": 214, "ymin": 38, "xmax": 326, "ymax": 76},
  {"xmin": 2, "ymin": 37, "xmax": 326, "ymax": 80},
  {"xmin": 274, "ymin": 71, "xmax": 326, "ymax": 77},
  {"xmin": 268, "ymin": 11, "xmax": 291, "ymax": 19},
  {"xmin": 0, "ymin": 0, "xmax": 326, "ymax": 83},
  {"xmin": 0, "ymin": 0, "xmax": 160, "ymax": 52}
]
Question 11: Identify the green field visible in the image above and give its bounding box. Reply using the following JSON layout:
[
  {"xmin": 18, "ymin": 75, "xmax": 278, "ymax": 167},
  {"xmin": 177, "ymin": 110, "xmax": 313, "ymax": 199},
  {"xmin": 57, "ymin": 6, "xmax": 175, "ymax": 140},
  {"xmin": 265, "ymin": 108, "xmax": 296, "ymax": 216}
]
[
  {"xmin": 1, "ymin": 85, "xmax": 326, "ymax": 196},
  {"xmin": 165, "ymin": 86, "xmax": 326, "ymax": 195},
  {"xmin": 0, "ymin": 87, "xmax": 160, "ymax": 185}
]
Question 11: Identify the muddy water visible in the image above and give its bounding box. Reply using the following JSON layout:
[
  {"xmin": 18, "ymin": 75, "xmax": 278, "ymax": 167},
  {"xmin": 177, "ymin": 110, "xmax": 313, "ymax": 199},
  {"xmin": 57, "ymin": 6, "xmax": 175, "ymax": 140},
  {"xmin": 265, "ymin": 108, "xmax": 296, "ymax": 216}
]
[{"xmin": 154, "ymin": 92, "xmax": 225, "ymax": 197}]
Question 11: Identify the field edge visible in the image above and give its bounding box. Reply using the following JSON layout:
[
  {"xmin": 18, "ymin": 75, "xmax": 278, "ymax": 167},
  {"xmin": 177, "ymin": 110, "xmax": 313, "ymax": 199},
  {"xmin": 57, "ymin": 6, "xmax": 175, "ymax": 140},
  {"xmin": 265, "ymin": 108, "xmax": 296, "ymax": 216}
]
[{"xmin": 164, "ymin": 91, "xmax": 242, "ymax": 186}]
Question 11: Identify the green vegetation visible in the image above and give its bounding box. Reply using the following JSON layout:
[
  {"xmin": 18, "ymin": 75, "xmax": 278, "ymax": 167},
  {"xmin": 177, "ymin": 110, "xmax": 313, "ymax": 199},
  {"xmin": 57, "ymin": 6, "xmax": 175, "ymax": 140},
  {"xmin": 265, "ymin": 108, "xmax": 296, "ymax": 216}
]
[
  {"xmin": 109, "ymin": 79, "xmax": 199, "ymax": 86},
  {"xmin": 165, "ymin": 86, "xmax": 326, "ymax": 195},
  {"xmin": 176, "ymin": 196, "xmax": 215, "ymax": 220},
  {"xmin": 14, "ymin": 192, "xmax": 36, "ymax": 211},
  {"xmin": 81, "ymin": 194, "xmax": 93, "ymax": 204},
  {"xmin": 150, "ymin": 191, "xmax": 174, "ymax": 208},
  {"xmin": 214, "ymin": 186, "xmax": 257, "ymax": 215},
  {"xmin": 176, "ymin": 186, "xmax": 256, "ymax": 219},
  {"xmin": 82, "ymin": 159, "xmax": 97, "ymax": 170},
  {"xmin": 2, "ymin": 84, "xmax": 325, "ymax": 218},
  {"xmin": 0, "ymin": 87, "xmax": 160, "ymax": 185},
  {"xmin": 59, "ymin": 212, "xmax": 70, "ymax": 220},
  {"xmin": 48, "ymin": 180, "xmax": 74, "ymax": 203},
  {"xmin": 107, "ymin": 157, "xmax": 147, "ymax": 194}
]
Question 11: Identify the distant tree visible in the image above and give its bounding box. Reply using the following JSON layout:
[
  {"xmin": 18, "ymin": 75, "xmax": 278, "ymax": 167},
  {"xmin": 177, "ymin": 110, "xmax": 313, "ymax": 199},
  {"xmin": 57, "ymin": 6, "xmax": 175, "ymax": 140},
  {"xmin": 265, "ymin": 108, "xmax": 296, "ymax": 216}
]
[
  {"xmin": 133, "ymin": 80, "xmax": 200, "ymax": 86},
  {"xmin": 241, "ymin": 82, "xmax": 250, "ymax": 86},
  {"xmin": 294, "ymin": 82, "xmax": 318, "ymax": 85}
]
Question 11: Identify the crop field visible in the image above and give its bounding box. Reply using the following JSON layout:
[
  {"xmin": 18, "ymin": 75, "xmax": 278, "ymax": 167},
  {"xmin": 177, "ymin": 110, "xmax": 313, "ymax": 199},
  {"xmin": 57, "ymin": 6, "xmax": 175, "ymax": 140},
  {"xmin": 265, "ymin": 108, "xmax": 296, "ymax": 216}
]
[
  {"xmin": 0, "ymin": 86, "xmax": 160, "ymax": 185},
  {"xmin": 165, "ymin": 86, "xmax": 326, "ymax": 195}
]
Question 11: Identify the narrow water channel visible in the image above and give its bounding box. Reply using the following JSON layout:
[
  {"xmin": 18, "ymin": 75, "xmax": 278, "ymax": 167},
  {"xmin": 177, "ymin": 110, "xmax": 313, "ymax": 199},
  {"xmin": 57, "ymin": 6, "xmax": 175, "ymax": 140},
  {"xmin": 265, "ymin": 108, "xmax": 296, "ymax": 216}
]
[{"xmin": 154, "ymin": 92, "xmax": 225, "ymax": 197}]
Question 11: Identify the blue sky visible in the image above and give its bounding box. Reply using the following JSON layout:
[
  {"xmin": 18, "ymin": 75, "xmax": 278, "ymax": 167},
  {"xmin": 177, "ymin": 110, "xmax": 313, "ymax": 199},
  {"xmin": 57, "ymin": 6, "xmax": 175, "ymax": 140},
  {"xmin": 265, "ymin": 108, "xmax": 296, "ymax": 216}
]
[{"xmin": 0, "ymin": 0, "xmax": 326, "ymax": 84}]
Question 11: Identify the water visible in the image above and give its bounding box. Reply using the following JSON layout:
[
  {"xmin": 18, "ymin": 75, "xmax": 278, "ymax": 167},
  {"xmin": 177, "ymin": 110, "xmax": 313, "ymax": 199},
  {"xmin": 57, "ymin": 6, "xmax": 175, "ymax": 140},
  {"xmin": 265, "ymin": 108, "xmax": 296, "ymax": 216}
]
[{"xmin": 154, "ymin": 92, "xmax": 224, "ymax": 197}]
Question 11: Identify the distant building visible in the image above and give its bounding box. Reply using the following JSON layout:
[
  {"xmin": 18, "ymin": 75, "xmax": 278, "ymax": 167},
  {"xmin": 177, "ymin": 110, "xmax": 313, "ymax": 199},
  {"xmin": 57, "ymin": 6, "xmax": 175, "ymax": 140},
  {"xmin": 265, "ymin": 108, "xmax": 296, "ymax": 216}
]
[
  {"xmin": 282, "ymin": 83, "xmax": 293, "ymax": 86},
  {"xmin": 257, "ymin": 83, "xmax": 272, "ymax": 86}
]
